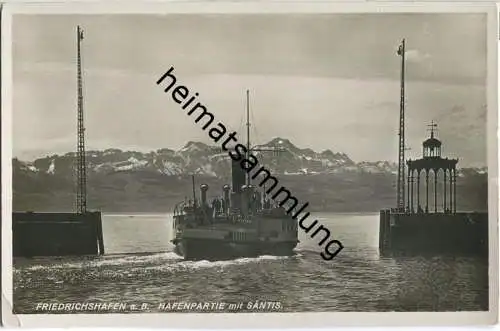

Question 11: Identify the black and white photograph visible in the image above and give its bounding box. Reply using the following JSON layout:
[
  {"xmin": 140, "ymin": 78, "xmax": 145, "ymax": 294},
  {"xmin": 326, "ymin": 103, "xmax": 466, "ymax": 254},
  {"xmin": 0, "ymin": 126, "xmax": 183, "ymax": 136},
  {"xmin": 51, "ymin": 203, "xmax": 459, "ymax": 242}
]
[{"xmin": 2, "ymin": 1, "xmax": 497, "ymax": 328}]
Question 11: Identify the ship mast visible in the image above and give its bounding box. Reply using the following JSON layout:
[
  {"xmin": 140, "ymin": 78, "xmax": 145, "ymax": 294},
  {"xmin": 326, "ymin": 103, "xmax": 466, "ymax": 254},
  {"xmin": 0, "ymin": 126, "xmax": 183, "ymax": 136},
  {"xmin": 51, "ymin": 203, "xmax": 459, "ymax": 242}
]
[
  {"xmin": 76, "ymin": 25, "xmax": 87, "ymax": 214},
  {"xmin": 243, "ymin": 91, "xmax": 286, "ymax": 204},
  {"xmin": 246, "ymin": 89, "xmax": 251, "ymax": 185},
  {"xmin": 396, "ymin": 38, "xmax": 406, "ymax": 211}
]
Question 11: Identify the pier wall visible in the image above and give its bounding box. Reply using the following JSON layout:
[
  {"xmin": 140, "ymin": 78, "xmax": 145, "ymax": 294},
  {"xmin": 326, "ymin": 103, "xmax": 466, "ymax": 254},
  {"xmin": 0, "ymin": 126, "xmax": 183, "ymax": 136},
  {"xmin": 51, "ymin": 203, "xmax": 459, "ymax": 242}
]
[
  {"xmin": 13, "ymin": 212, "xmax": 104, "ymax": 257},
  {"xmin": 379, "ymin": 210, "xmax": 488, "ymax": 257}
]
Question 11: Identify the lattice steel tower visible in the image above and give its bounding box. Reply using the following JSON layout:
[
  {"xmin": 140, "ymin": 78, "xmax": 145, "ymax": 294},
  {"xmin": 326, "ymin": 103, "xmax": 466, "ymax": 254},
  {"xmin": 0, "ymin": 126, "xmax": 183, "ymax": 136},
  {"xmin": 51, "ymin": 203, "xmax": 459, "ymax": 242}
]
[
  {"xmin": 76, "ymin": 25, "xmax": 87, "ymax": 214},
  {"xmin": 396, "ymin": 38, "xmax": 406, "ymax": 211}
]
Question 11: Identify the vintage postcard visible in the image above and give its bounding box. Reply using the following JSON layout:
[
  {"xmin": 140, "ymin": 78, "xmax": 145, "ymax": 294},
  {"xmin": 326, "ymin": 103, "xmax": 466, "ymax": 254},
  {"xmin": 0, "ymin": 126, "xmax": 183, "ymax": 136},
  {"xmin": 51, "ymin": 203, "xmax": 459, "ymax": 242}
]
[{"xmin": 1, "ymin": 1, "xmax": 498, "ymax": 328}]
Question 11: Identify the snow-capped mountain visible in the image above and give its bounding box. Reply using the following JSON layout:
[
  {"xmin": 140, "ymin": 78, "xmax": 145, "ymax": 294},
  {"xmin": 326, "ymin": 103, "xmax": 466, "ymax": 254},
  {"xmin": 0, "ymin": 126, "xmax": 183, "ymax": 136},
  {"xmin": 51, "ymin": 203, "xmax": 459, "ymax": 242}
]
[
  {"xmin": 11, "ymin": 137, "xmax": 488, "ymax": 213},
  {"xmin": 12, "ymin": 137, "xmax": 486, "ymax": 178}
]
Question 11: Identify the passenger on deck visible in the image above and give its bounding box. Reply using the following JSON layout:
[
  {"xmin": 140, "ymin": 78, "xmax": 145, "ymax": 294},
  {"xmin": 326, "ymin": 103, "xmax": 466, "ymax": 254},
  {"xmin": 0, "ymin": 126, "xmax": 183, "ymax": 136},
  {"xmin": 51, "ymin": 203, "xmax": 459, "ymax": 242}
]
[
  {"xmin": 221, "ymin": 199, "xmax": 226, "ymax": 214},
  {"xmin": 215, "ymin": 198, "xmax": 222, "ymax": 213},
  {"xmin": 255, "ymin": 195, "xmax": 262, "ymax": 210}
]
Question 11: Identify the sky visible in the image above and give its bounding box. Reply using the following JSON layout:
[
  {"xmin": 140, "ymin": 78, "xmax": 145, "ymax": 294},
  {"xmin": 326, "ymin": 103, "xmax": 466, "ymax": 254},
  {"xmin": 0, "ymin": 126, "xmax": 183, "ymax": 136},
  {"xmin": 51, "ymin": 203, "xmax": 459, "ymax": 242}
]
[{"xmin": 12, "ymin": 13, "xmax": 487, "ymax": 166}]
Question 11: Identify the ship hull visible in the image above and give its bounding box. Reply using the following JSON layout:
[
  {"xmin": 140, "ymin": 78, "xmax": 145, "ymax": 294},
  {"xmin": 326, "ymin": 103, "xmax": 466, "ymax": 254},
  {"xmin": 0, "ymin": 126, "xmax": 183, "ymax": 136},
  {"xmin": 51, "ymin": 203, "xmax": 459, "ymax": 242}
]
[{"xmin": 172, "ymin": 238, "xmax": 298, "ymax": 260}]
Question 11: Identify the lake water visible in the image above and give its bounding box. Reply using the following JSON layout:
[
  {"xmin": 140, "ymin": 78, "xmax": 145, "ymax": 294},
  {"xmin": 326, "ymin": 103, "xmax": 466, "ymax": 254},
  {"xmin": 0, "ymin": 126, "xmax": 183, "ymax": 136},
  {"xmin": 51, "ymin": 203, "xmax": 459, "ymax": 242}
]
[{"xmin": 13, "ymin": 213, "xmax": 488, "ymax": 313}]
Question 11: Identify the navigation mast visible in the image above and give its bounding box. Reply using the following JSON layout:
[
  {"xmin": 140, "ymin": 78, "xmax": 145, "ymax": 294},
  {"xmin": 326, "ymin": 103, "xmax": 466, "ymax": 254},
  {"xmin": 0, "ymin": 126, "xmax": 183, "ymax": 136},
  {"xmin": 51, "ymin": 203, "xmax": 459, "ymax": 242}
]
[
  {"xmin": 246, "ymin": 89, "xmax": 251, "ymax": 185},
  {"xmin": 396, "ymin": 38, "xmax": 406, "ymax": 211},
  {"xmin": 76, "ymin": 25, "xmax": 87, "ymax": 214}
]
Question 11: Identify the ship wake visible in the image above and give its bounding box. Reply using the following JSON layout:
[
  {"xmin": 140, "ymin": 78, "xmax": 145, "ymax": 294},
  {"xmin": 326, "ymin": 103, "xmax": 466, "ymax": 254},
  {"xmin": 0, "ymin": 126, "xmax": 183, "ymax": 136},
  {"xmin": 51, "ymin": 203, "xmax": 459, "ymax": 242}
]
[{"xmin": 15, "ymin": 251, "xmax": 300, "ymax": 274}]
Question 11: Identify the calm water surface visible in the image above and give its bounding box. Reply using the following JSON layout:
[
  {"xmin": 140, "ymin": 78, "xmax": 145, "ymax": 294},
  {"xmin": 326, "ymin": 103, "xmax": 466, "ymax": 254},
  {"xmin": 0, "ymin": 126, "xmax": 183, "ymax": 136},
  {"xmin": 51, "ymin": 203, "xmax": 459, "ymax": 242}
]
[{"xmin": 13, "ymin": 213, "xmax": 488, "ymax": 313}]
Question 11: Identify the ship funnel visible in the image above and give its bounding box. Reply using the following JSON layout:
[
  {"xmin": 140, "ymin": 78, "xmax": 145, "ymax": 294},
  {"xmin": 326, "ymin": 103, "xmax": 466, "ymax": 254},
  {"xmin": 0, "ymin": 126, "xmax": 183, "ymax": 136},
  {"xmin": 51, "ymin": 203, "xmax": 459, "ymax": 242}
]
[
  {"xmin": 200, "ymin": 184, "xmax": 209, "ymax": 206},
  {"xmin": 241, "ymin": 185, "xmax": 249, "ymax": 215},
  {"xmin": 247, "ymin": 185, "xmax": 255, "ymax": 211},
  {"xmin": 223, "ymin": 184, "xmax": 231, "ymax": 210},
  {"xmin": 241, "ymin": 185, "xmax": 255, "ymax": 216},
  {"xmin": 230, "ymin": 160, "xmax": 245, "ymax": 211},
  {"xmin": 231, "ymin": 160, "xmax": 246, "ymax": 193}
]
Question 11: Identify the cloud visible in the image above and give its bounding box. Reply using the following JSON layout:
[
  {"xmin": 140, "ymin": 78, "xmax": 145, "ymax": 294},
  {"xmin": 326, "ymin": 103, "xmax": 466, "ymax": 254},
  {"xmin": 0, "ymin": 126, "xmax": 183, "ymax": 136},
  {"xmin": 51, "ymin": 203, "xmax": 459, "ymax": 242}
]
[
  {"xmin": 13, "ymin": 14, "xmax": 486, "ymax": 85},
  {"xmin": 11, "ymin": 14, "xmax": 487, "ymax": 166},
  {"xmin": 12, "ymin": 67, "xmax": 486, "ymax": 166},
  {"xmin": 405, "ymin": 49, "xmax": 431, "ymax": 63}
]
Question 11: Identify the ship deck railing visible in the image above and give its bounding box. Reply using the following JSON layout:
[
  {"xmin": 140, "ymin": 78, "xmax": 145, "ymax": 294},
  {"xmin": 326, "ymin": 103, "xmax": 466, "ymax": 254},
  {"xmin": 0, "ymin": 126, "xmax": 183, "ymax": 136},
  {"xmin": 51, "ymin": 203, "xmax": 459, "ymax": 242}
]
[{"xmin": 174, "ymin": 201, "xmax": 187, "ymax": 216}]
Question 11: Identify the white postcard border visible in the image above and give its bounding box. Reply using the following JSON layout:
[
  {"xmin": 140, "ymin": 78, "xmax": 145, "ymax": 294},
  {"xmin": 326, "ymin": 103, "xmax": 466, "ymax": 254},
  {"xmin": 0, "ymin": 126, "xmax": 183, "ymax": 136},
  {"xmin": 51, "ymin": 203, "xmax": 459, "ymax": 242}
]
[{"xmin": 1, "ymin": 1, "xmax": 498, "ymax": 328}]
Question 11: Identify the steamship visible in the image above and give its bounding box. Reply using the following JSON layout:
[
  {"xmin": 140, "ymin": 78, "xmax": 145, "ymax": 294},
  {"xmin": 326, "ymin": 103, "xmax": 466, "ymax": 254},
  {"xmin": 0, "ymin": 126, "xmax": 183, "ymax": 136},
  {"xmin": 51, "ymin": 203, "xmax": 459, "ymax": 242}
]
[{"xmin": 171, "ymin": 91, "xmax": 299, "ymax": 260}]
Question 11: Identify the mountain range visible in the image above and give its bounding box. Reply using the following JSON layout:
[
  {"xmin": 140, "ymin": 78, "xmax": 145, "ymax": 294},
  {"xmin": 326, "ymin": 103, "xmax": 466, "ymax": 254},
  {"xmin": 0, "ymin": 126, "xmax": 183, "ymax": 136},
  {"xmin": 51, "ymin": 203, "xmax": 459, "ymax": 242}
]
[{"xmin": 12, "ymin": 137, "xmax": 488, "ymax": 213}]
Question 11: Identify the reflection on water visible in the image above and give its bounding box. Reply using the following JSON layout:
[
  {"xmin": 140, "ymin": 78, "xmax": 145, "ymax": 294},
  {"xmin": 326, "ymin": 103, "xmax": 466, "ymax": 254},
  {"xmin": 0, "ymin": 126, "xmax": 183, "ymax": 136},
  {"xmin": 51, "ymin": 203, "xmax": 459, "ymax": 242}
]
[{"xmin": 13, "ymin": 213, "xmax": 488, "ymax": 313}]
